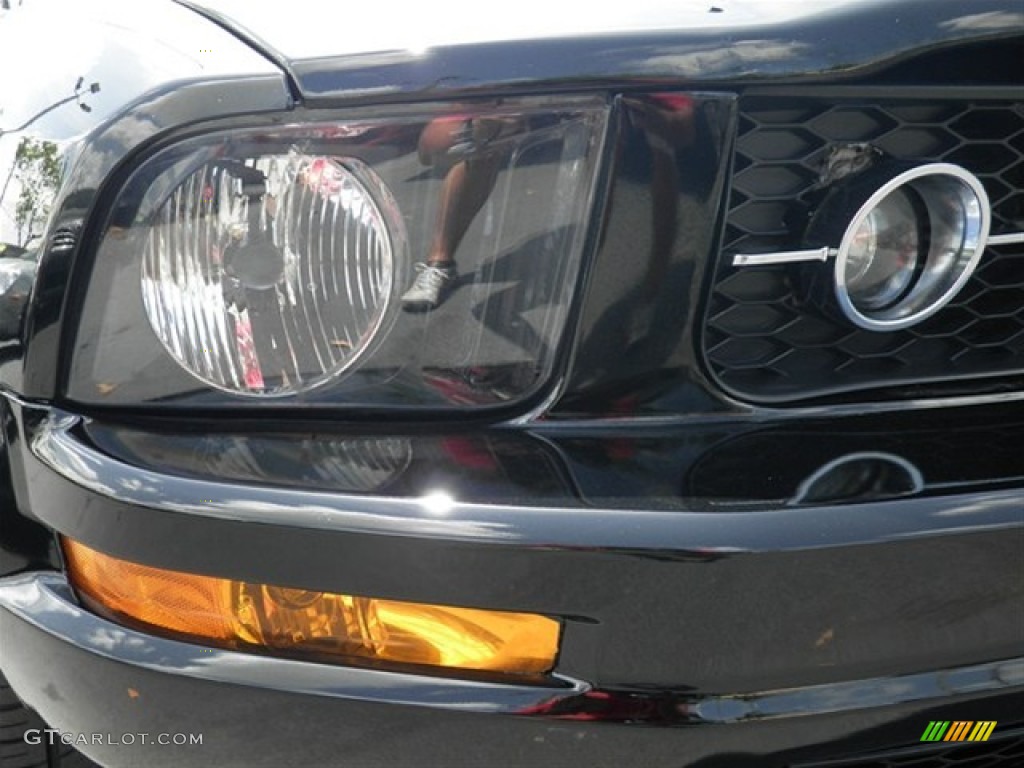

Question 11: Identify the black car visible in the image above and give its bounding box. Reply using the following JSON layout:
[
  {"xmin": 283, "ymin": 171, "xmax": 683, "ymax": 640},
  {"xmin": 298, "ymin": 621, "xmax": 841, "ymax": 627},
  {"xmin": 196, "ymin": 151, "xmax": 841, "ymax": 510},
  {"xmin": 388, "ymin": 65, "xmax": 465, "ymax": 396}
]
[{"xmin": 1, "ymin": 1, "xmax": 1022, "ymax": 766}]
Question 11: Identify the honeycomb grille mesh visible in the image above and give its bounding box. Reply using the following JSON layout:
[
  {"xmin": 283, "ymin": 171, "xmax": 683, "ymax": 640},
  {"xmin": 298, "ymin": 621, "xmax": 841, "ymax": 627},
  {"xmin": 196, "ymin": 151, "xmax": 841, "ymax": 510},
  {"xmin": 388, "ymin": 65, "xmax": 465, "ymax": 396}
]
[{"xmin": 704, "ymin": 96, "xmax": 1024, "ymax": 402}]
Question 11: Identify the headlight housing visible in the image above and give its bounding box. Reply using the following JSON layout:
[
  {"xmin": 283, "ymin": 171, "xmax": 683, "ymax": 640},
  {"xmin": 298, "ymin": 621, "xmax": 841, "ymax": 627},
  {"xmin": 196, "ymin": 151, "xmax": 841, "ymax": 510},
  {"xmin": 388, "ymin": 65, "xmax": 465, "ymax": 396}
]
[{"xmin": 68, "ymin": 98, "xmax": 607, "ymax": 410}]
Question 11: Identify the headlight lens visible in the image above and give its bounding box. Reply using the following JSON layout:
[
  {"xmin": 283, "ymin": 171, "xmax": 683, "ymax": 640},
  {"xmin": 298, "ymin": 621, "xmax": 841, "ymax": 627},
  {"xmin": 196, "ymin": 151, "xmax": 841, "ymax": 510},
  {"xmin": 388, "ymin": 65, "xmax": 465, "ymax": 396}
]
[
  {"xmin": 141, "ymin": 154, "xmax": 397, "ymax": 396},
  {"xmin": 69, "ymin": 99, "xmax": 607, "ymax": 409}
]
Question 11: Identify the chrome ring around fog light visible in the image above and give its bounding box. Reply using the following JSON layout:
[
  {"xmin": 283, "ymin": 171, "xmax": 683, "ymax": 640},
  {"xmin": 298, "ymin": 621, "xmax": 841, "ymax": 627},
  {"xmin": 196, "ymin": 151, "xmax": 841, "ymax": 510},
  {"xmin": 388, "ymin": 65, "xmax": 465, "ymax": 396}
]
[{"xmin": 834, "ymin": 163, "xmax": 990, "ymax": 331}]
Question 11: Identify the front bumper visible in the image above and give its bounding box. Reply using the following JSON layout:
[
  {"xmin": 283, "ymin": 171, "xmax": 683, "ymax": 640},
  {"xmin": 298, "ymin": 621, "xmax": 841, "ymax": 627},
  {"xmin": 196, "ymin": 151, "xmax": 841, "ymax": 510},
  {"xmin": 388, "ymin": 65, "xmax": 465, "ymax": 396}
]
[
  {"xmin": 2, "ymin": 574, "xmax": 1022, "ymax": 767},
  {"xmin": 2, "ymin": 394, "xmax": 1023, "ymax": 766}
]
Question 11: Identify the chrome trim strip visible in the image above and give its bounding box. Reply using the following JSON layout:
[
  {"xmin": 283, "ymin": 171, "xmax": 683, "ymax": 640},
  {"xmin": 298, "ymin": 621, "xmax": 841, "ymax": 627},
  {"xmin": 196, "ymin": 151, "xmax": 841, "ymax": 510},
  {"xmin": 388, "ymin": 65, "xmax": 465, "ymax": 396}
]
[
  {"xmin": 24, "ymin": 405, "xmax": 1024, "ymax": 552},
  {"xmin": 731, "ymin": 247, "xmax": 835, "ymax": 266},
  {"xmin": 988, "ymin": 231, "xmax": 1024, "ymax": 246},
  {"xmin": 789, "ymin": 451, "xmax": 924, "ymax": 507},
  {"xmin": 732, "ymin": 231, "xmax": 1023, "ymax": 268},
  {"xmin": 0, "ymin": 573, "xmax": 586, "ymax": 712},
  {"xmin": 692, "ymin": 655, "xmax": 1024, "ymax": 723}
]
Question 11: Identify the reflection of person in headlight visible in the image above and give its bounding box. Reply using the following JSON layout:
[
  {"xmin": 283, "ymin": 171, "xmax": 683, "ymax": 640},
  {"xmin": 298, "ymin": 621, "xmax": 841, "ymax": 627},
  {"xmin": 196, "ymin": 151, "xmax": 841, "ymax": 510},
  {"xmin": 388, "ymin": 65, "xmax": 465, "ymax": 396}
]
[{"xmin": 400, "ymin": 114, "xmax": 520, "ymax": 312}]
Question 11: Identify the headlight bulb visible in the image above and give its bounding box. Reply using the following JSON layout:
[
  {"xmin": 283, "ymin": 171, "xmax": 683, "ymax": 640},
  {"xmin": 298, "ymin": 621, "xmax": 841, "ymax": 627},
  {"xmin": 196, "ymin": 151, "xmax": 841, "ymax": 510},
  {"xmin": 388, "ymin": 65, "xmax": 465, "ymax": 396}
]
[{"xmin": 221, "ymin": 168, "xmax": 285, "ymax": 292}]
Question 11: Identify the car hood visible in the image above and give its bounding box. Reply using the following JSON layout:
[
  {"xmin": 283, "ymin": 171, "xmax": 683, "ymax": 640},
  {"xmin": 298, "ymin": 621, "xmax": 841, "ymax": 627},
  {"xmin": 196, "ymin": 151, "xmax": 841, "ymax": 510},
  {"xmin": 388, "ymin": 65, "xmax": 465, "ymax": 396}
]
[
  {"xmin": 184, "ymin": 0, "xmax": 1020, "ymax": 59},
  {"xmin": 183, "ymin": 0, "xmax": 898, "ymax": 60},
  {"xmin": 181, "ymin": 0, "xmax": 1022, "ymax": 101}
]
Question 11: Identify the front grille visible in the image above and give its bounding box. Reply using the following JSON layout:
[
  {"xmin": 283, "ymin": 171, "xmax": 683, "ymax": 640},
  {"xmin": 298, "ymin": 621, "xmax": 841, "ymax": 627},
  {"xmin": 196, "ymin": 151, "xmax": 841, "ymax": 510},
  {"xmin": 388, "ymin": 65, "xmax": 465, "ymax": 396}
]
[{"xmin": 703, "ymin": 95, "xmax": 1024, "ymax": 403}]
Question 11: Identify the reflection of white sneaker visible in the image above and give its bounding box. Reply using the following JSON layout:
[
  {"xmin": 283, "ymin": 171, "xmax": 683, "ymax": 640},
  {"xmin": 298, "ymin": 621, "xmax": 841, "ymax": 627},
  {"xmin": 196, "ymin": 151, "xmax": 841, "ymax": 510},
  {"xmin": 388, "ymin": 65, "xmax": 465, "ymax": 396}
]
[{"xmin": 401, "ymin": 263, "xmax": 457, "ymax": 312}]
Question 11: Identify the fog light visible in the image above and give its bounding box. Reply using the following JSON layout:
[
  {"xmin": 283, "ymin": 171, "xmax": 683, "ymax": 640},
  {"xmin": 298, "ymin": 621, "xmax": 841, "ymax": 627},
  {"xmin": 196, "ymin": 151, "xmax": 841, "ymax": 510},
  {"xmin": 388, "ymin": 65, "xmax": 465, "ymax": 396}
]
[
  {"xmin": 843, "ymin": 188, "xmax": 919, "ymax": 311},
  {"xmin": 63, "ymin": 539, "xmax": 560, "ymax": 676},
  {"xmin": 834, "ymin": 164, "xmax": 989, "ymax": 330}
]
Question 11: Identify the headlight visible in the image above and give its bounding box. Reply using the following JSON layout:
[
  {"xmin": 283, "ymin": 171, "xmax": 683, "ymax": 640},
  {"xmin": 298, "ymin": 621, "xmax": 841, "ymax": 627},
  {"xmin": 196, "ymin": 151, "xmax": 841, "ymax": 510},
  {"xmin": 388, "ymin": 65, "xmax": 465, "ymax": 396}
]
[
  {"xmin": 141, "ymin": 154, "xmax": 397, "ymax": 396},
  {"xmin": 68, "ymin": 98, "xmax": 607, "ymax": 410}
]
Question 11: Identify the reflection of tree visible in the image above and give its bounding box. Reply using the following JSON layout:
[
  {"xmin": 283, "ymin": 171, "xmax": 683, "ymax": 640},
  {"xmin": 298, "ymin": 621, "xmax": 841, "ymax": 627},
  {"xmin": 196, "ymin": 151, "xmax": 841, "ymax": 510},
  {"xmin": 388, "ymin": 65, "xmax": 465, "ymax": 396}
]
[
  {"xmin": 11, "ymin": 138, "xmax": 60, "ymax": 247},
  {"xmin": 0, "ymin": 76, "xmax": 99, "ymax": 245}
]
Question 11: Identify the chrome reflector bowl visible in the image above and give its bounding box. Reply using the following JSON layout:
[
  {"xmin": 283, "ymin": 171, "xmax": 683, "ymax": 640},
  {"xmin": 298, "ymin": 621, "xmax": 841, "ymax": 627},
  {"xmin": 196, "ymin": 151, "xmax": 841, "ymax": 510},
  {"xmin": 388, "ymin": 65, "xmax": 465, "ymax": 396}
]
[
  {"xmin": 834, "ymin": 163, "xmax": 990, "ymax": 332},
  {"xmin": 141, "ymin": 153, "xmax": 399, "ymax": 396}
]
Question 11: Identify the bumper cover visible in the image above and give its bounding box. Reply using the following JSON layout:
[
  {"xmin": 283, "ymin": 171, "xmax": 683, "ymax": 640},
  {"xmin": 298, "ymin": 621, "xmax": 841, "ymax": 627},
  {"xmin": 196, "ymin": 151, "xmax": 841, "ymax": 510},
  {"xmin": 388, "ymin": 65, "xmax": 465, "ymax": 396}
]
[
  {"xmin": 2, "ymin": 573, "xmax": 1022, "ymax": 767},
  {"xmin": 2, "ymin": 395, "xmax": 1023, "ymax": 765}
]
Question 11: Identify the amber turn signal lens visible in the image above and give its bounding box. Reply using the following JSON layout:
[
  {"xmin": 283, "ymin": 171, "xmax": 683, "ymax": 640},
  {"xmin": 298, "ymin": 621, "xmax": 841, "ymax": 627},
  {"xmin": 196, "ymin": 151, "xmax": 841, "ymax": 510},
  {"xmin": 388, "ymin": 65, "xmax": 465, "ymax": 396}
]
[{"xmin": 63, "ymin": 539, "xmax": 560, "ymax": 676}]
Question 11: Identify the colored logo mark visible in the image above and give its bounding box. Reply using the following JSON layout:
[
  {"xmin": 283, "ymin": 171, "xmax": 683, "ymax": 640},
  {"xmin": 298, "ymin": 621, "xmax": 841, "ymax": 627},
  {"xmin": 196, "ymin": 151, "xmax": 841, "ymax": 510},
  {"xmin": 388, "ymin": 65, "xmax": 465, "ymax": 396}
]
[{"xmin": 920, "ymin": 721, "xmax": 997, "ymax": 742}]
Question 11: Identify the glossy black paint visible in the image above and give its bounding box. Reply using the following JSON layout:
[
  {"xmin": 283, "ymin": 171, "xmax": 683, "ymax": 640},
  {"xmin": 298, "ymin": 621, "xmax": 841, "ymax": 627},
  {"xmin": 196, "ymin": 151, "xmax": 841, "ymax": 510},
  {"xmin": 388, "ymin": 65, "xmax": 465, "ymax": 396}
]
[
  {"xmin": 557, "ymin": 92, "xmax": 736, "ymax": 418},
  {"xmin": 5, "ymin": 575, "xmax": 585, "ymax": 705},
  {"xmin": 0, "ymin": 253, "xmax": 35, "ymax": 345},
  {"xmin": 201, "ymin": 0, "xmax": 1024, "ymax": 103},
  {"xmin": 0, "ymin": 397, "xmax": 55, "ymax": 575},
  {"xmin": 81, "ymin": 419, "xmax": 578, "ymax": 503},
  {"xmin": 0, "ymin": 2, "xmax": 1021, "ymax": 766},
  {"xmin": 9, "ymin": 575, "xmax": 1020, "ymax": 730},
  {"xmin": 37, "ymin": 398, "xmax": 1024, "ymax": 514}
]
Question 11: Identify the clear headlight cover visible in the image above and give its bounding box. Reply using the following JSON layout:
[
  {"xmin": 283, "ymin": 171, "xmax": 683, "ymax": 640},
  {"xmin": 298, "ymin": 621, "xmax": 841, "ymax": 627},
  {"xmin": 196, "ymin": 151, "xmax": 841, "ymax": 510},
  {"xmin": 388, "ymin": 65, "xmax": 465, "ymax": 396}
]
[
  {"xmin": 141, "ymin": 154, "xmax": 396, "ymax": 396},
  {"xmin": 68, "ymin": 99, "xmax": 607, "ymax": 409}
]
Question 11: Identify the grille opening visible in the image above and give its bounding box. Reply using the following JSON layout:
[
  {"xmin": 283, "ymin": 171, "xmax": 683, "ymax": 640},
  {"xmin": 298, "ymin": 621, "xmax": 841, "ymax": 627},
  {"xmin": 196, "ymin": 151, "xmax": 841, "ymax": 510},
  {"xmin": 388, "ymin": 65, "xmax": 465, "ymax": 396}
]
[{"xmin": 704, "ymin": 96, "xmax": 1024, "ymax": 403}]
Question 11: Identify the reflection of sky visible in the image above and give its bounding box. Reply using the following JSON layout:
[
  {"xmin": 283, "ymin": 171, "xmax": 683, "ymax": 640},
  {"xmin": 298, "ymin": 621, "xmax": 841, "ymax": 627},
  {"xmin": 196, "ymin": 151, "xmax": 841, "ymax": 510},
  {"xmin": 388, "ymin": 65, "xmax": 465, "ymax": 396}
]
[
  {"xmin": 615, "ymin": 39, "xmax": 812, "ymax": 78},
  {"xmin": 0, "ymin": 0, "xmax": 276, "ymax": 242},
  {"xmin": 941, "ymin": 10, "xmax": 1024, "ymax": 31},
  {"xmin": 193, "ymin": 0, "xmax": 885, "ymax": 58}
]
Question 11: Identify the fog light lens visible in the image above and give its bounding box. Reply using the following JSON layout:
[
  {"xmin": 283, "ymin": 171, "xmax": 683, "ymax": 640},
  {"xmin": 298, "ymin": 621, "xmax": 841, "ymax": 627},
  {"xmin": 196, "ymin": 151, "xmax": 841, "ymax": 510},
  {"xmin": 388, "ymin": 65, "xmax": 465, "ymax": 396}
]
[
  {"xmin": 63, "ymin": 539, "xmax": 560, "ymax": 676},
  {"xmin": 843, "ymin": 189, "xmax": 919, "ymax": 310},
  {"xmin": 835, "ymin": 164, "xmax": 989, "ymax": 330}
]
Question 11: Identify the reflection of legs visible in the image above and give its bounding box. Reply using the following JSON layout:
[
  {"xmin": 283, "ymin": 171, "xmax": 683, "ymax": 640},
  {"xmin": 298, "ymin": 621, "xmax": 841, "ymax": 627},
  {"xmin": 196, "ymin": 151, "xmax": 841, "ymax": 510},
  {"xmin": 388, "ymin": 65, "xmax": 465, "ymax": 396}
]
[
  {"xmin": 427, "ymin": 153, "xmax": 502, "ymax": 266},
  {"xmin": 402, "ymin": 152, "xmax": 503, "ymax": 311}
]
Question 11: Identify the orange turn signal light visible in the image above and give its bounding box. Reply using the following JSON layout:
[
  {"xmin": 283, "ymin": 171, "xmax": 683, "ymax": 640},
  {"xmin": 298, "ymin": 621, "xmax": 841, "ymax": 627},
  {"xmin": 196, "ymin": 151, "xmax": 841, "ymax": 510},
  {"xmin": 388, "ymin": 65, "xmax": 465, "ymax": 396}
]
[{"xmin": 63, "ymin": 539, "xmax": 560, "ymax": 676}]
